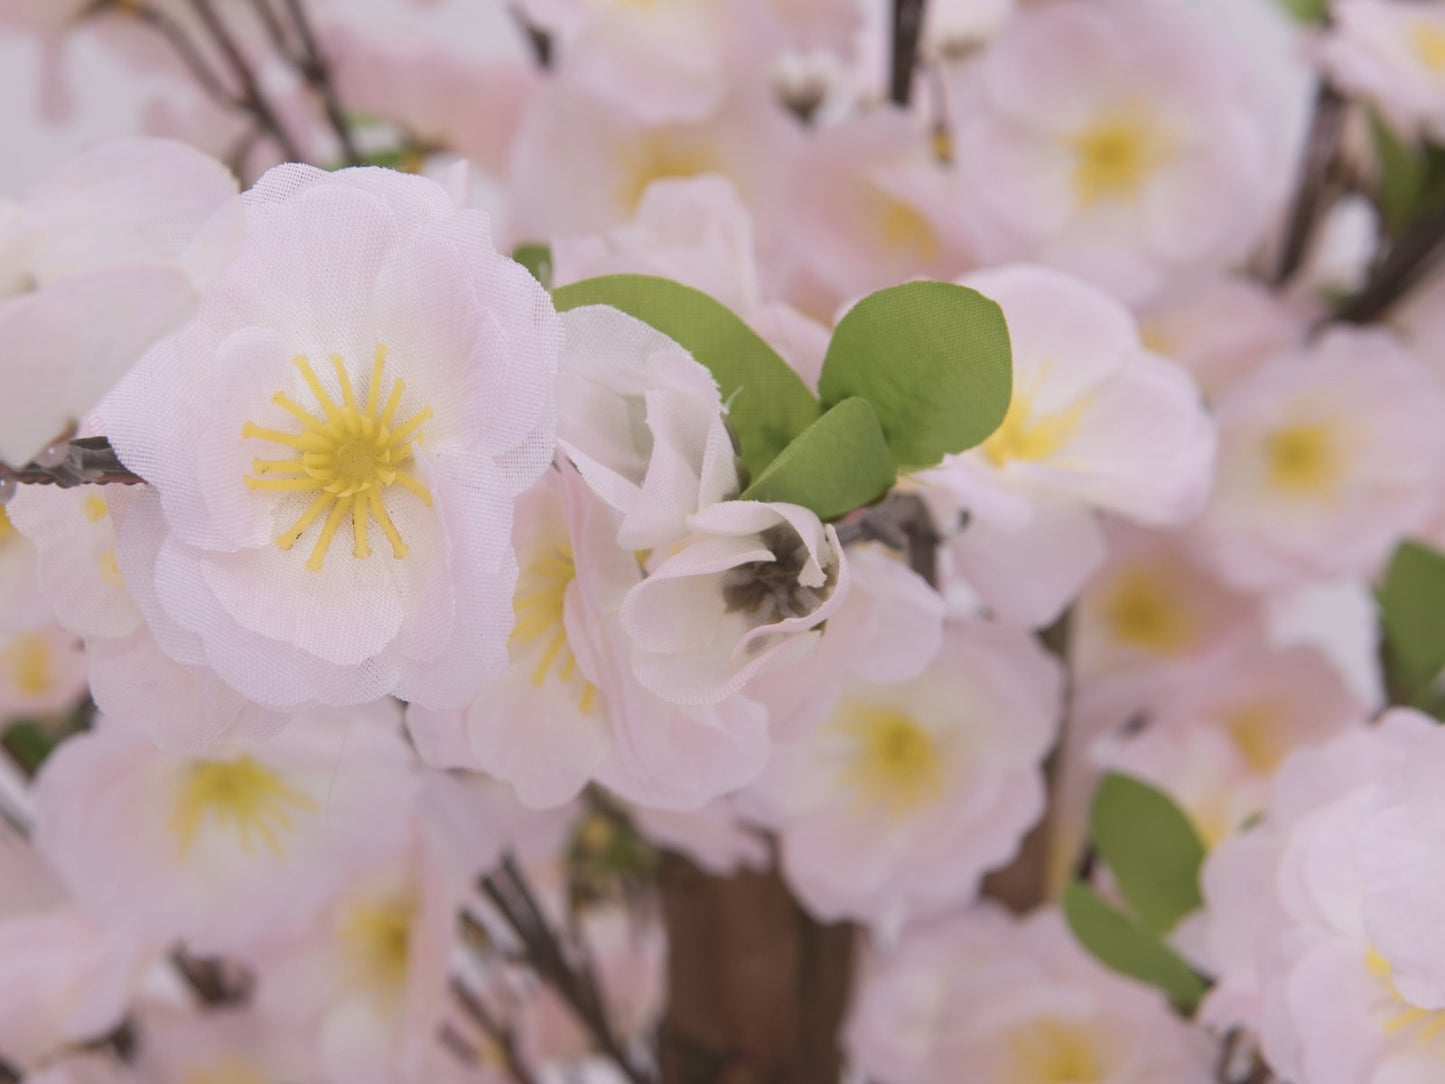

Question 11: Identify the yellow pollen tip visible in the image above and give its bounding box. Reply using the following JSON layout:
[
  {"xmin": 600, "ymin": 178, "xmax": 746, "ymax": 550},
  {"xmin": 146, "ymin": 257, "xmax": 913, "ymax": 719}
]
[
  {"xmin": 835, "ymin": 702, "xmax": 945, "ymax": 819},
  {"xmin": 168, "ymin": 756, "xmax": 316, "ymax": 863},
  {"xmin": 242, "ymin": 347, "xmax": 433, "ymax": 570},
  {"xmin": 1099, "ymin": 565, "xmax": 1196, "ymax": 656},
  {"xmin": 1071, "ymin": 107, "xmax": 1171, "ymax": 206},
  {"xmin": 1263, "ymin": 421, "xmax": 1343, "ymax": 498}
]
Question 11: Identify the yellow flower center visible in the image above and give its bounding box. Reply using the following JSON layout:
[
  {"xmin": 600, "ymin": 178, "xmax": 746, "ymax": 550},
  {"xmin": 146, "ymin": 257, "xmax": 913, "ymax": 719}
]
[
  {"xmin": 835, "ymin": 702, "xmax": 945, "ymax": 818},
  {"xmin": 1367, "ymin": 948, "xmax": 1445, "ymax": 1042},
  {"xmin": 870, "ymin": 185, "xmax": 940, "ymax": 262},
  {"xmin": 1007, "ymin": 1018, "xmax": 1103, "ymax": 1083},
  {"xmin": 1098, "ymin": 565, "xmax": 1196, "ymax": 656},
  {"xmin": 1262, "ymin": 421, "xmax": 1343, "ymax": 498},
  {"xmin": 98, "ymin": 550, "xmax": 124, "ymax": 585},
  {"xmin": 0, "ymin": 507, "xmax": 14, "ymax": 545},
  {"xmin": 338, "ymin": 895, "xmax": 414, "ymax": 998},
  {"xmin": 169, "ymin": 756, "xmax": 317, "ymax": 862},
  {"xmin": 3, "ymin": 632, "xmax": 53, "ymax": 696},
  {"xmin": 1071, "ymin": 108, "xmax": 1172, "ymax": 206},
  {"xmin": 82, "ymin": 495, "xmax": 108, "ymax": 522},
  {"xmin": 982, "ymin": 364, "xmax": 1089, "ymax": 468},
  {"xmin": 1412, "ymin": 22, "xmax": 1445, "ymax": 72},
  {"xmin": 1223, "ymin": 700, "xmax": 1289, "ymax": 773},
  {"xmin": 241, "ymin": 346, "xmax": 433, "ymax": 572},
  {"xmin": 618, "ymin": 132, "xmax": 719, "ymax": 213},
  {"xmin": 3, "ymin": 632, "xmax": 54, "ymax": 696},
  {"xmin": 510, "ymin": 543, "xmax": 598, "ymax": 713}
]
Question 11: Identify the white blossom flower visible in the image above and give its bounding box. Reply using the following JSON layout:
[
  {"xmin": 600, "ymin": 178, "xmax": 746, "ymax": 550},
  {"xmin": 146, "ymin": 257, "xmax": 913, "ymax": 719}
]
[
  {"xmin": 746, "ymin": 619, "xmax": 1060, "ymax": 928},
  {"xmin": 99, "ymin": 163, "xmax": 559, "ymax": 713},
  {"xmin": 33, "ymin": 706, "xmax": 417, "ymax": 956},
  {"xmin": 1193, "ymin": 328, "xmax": 1445, "ymax": 590},
  {"xmin": 0, "ymin": 139, "xmax": 239, "ymax": 468},
  {"xmin": 847, "ymin": 905, "xmax": 1215, "ymax": 1083}
]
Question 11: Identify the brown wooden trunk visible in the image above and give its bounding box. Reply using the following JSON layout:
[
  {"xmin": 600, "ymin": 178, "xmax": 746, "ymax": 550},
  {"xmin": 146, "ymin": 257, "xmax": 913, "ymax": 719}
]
[{"xmin": 655, "ymin": 852, "xmax": 857, "ymax": 1084}]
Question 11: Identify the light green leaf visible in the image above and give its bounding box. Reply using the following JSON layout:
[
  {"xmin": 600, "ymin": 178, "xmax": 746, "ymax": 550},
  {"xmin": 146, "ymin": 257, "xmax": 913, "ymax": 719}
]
[
  {"xmin": 512, "ymin": 242, "xmax": 553, "ymax": 289},
  {"xmin": 817, "ymin": 282, "xmax": 1012, "ymax": 472},
  {"xmin": 1378, "ymin": 540, "xmax": 1445, "ymax": 716},
  {"xmin": 741, "ymin": 397, "xmax": 896, "ymax": 520},
  {"xmin": 1272, "ymin": 0, "xmax": 1327, "ymax": 24},
  {"xmin": 1091, "ymin": 773, "xmax": 1206, "ymax": 936},
  {"xmin": 1371, "ymin": 111, "xmax": 1428, "ymax": 236},
  {"xmin": 551, "ymin": 275, "xmax": 820, "ymax": 477},
  {"xmin": 1063, "ymin": 882, "xmax": 1209, "ymax": 1012}
]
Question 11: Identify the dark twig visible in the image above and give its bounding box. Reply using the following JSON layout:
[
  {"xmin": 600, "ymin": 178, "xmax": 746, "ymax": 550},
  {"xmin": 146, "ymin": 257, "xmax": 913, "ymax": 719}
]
[
  {"xmin": 186, "ymin": 0, "xmax": 304, "ymax": 162},
  {"xmin": 1272, "ymin": 81, "xmax": 1346, "ymax": 287},
  {"xmin": 835, "ymin": 492, "xmax": 942, "ymax": 587},
  {"xmin": 3, "ymin": 438, "xmax": 145, "ymax": 488},
  {"xmin": 509, "ymin": 7, "xmax": 553, "ymax": 69},
  {"xmin": 1335, "ymin": 197, "xmax": 1445, "ymax": 323},
  {"xmin": 281, "ymin": 0, "xmax": 362, "ymax": 166},
  {"xmin": 888, "ymin": 0, "xmax": 928, "ymax": 106},
  {"xmin": 451, "ymin": 976, "xmax": 541, "ymax": 1084},
  {"xmin": 114, "ymin": 1, "xmax": 243, "ymax": 112},
  {"xmin": 247, "ymin": 0, "xmax": 303, "ymax": 66},
  {"xmin": 480, "ymin": 860, "xmax": 655, "ymax": 1084}
]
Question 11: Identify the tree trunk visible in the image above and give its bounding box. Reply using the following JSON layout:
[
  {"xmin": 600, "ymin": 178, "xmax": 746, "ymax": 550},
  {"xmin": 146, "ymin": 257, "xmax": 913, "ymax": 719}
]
[{"xmin": 656, "ymin": 852, "xmax": 856, "ymax": 1084}]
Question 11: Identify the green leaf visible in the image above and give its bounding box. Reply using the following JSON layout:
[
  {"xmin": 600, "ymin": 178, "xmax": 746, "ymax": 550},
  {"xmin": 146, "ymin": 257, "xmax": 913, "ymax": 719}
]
[
  {"xmin": 1091, "ymin": 773, "xmax": 1206, "ymax": 936},
  {"xmin": 551, "ymin": 275, "xmax": 820, "ymax": 477},
  {"xmin": 1062, "ymin": 882, "xmax": 1210, "ymax": 1012},
  {"xmin": 817, "ymin": 282, "xmax": 1011, "ymax": 472},
  {"xmin": 512, "ymin": 243, "xmax": 553, "ymax": 289},
  {"xmin": 1371, "ymin": 112, "xmax": 1429, "ymax": 236},
  {"xmin": 1378, "ymin": 540, "xmax": 1445, "ymax": 716},
  {"xmin": 1272, "ymin": 0, "xmax": 1326, "ymax": 24},
  {"xmin": 740, "ymin": 397, "xmax": 896, "ymax": 520}
]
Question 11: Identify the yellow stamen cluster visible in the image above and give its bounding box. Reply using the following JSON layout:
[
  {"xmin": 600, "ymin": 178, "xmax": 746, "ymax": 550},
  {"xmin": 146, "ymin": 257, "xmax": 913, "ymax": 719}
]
[
  {"xmin": 1262, "ymin": 421, "xmax": 1343, "ymax": 498},
  {"xmin": 1411, "ymin": 22, "xmax": 1445, "ymax": 72},
  {"xmin": 3, "ymin": 632, "xmax": 54, "ymax": 696},
  {"xmin": 1070, "ymin": 107, "xmax": 1173, "ymax": 206},
  {"xmin": 338, "ymin": 895, "xmax": 415, "ymax": 997},
  {"xmin": 511, "ymin": 544, "xmax": 599, "ymax": 713},
  {"xmin": 983, "ymin": 363, "xmax": 1089, "ymax": 468},
  {"xmin": 835, "ymin": 702, "xmax": 945, "ymax": 818},
  {"xmin": 1006, "ymin": 1018, "xmax": 1104, "ymax": 1083},
  {"xmin": 1367, "ymin": 948, "xmax": 1445, "ymax": 1043},
  {"xmin": 242, "ymin": 346, "xmax": 433, "ymax": 572},
  {"xmin": 169, "ymin": 756, "xmax": 317, "ymax": 862},
  {"xmin": 1099, "ymin": 565, "xmax": 1196, "ymax": 656}
]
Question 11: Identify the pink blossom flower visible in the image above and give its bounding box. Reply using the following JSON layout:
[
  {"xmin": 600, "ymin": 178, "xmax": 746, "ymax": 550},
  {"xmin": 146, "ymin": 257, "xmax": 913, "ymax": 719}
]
[
  {"xmin": 1193, "ymin": 328, "xmax": 1445, "ymax": 590},
  {"xmin": 408, "ymin": 466, "xmax": 771, "ymax": 810},
  {"xmin": 847, "ymin": 905, "xmax": 1215, "ymax": 1083},
  {"xmin": 1324, "ymin": 0, "xmax": 1445, "ymax": 141},
  {"xmin": 99, "ymin": 163, "xmax": 559, "ymax": 714},
  {"xmin": 952, "ymin": 0, "xmax": 1295, "ymax": 301},
  {"xmin": 33, "ymin": 706, "xmax": 416, "ymax": 956},
  {"xmin": 0, "ymin": 139, "xmax": 239, "ymax": 468},
  {"xmin": 922, "ymin": 264, "xmax": 1215, "ymax": 628},
  {"xmin": 747, "ymin": 619, "xmax": 1060, "ymax": 928}
]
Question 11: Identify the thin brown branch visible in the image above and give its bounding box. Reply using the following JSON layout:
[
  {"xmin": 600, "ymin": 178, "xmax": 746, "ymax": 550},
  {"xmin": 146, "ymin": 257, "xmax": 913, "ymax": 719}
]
[
  {"xmin": 480, "ymin": 861, "xmax": 655, "ymax": 1084},
  {"xmin": 3, "ymin": 438, "xmax": 145, "ymax": 488},
  {"xmin": 835, "ymin": 492, "xmax": 941, "ymax": 587},
  {"xmin": 1334, "ymin": 197, "xmax": 1445, "ymax": 323},
  {"xmin": 186, "ymin": 0, "xmax": 305, "ymax": 162},
  {"xmin": 450, "ymin": 976, "xmax": 541, "ymax": 1084},
  {"xmin": 280, "ymin": 0, "xmax": 362, "ymax": 166},
  {"xmin": 111, "ymin": 1, "xmax": 244, "ymax": 112},
  {"xmin": 888, "ymin": 0, "xmax": 928, "ymax": 106},
  {"xmin": 1271, "ymin": 81, "xmax": 1346, "ymax": 287}
]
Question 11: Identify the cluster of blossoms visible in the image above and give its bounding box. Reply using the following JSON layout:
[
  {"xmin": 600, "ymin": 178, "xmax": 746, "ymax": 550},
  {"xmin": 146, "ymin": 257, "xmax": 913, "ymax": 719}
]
[{"xmin": 2, "ymin": 0, "xmax": 1445, "ymax": 1081}]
